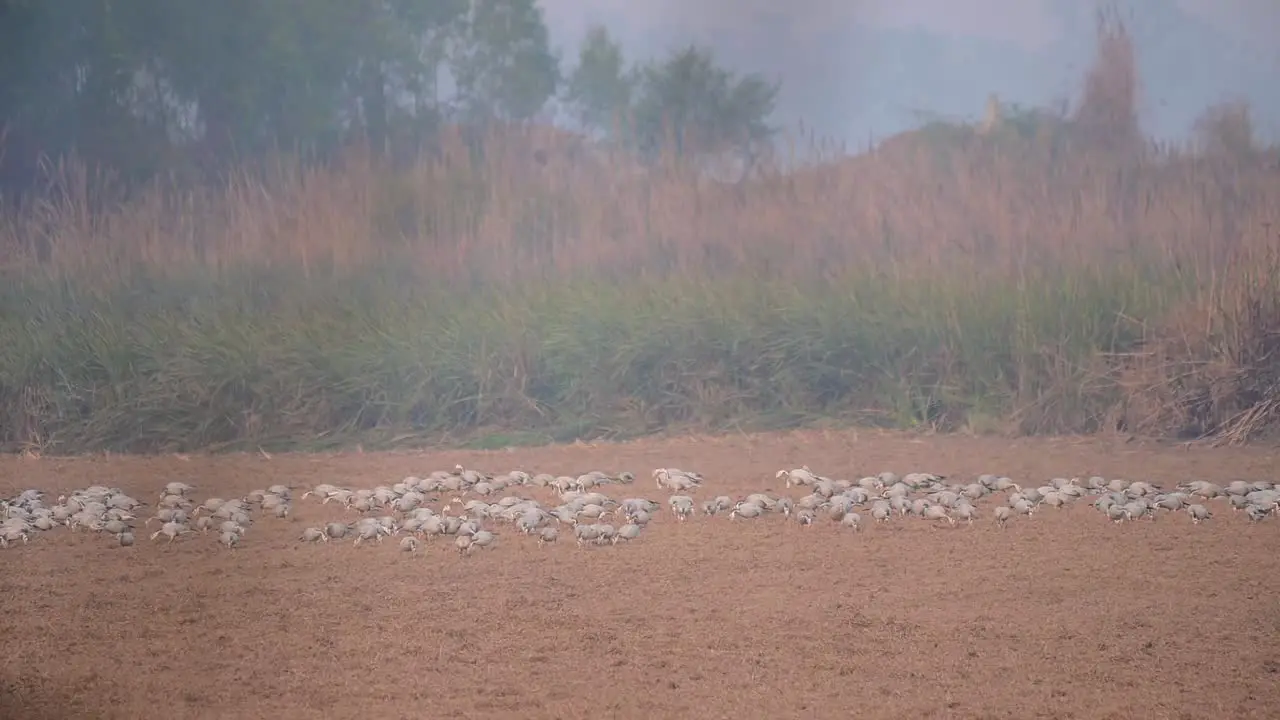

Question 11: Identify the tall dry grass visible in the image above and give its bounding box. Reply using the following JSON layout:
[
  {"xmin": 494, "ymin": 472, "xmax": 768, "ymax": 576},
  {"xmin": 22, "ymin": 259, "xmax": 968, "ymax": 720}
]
[{"xmin": 7, "ymin": 120, "xmax": 1274, "ymax": 286}]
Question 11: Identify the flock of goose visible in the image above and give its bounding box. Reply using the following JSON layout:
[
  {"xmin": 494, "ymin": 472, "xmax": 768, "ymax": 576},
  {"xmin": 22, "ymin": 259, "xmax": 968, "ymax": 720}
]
[{"xmin": 1, "ymin": 464, "xmax": 1277, "ymax": 553}]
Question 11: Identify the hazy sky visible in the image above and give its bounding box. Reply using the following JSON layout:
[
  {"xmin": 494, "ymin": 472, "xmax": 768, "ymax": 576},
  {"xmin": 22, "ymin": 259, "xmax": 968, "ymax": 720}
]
[{"xmin": 539, "ymin": 0, "xmax": 1280, "ymax": 147}]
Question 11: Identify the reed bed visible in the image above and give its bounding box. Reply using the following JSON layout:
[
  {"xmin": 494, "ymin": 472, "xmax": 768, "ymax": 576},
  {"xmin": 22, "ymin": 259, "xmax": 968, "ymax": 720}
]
[{"xmin": 1, "ymin": 119, "xmax": 1277, "ymax": 453}]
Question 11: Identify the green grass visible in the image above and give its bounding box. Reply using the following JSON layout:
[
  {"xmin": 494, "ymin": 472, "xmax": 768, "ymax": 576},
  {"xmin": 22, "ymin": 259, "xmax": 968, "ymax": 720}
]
[{"xmin": 0, "ymin": 260, "xmax": 1187, "ymax": 454}]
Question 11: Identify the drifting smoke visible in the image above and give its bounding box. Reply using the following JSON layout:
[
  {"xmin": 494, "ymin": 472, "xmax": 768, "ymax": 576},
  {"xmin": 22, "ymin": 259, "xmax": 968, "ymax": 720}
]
[{"xmin": 537, "ymin": 0, "xmax": 1279, "ymax": 145}]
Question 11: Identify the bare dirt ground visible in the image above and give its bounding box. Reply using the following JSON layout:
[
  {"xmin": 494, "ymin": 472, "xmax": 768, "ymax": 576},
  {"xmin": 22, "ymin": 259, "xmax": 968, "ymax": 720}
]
[{"xmin": 1, "ymin": 429, "xmax": 1279, "ymax": 720}]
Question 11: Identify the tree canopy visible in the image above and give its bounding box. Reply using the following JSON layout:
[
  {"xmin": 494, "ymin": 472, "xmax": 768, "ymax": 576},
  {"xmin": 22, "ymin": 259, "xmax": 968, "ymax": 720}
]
[
  {"xmin": 0, "ymin": 2, "xmax": 778, "ymax": 194},
  {"xmin": 563, "ymin": 25, "xmax": 779, "ymax": 170}
]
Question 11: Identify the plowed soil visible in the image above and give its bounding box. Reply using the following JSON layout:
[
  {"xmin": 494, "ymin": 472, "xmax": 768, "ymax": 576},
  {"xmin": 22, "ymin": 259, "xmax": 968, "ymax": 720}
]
[{"xmin": 2, "ymin": 430, "xmax": 1279, "ymax": 720}]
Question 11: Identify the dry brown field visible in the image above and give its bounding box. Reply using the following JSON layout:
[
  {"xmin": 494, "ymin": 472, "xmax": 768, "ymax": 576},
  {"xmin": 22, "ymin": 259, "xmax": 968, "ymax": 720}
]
[{"xmin": 2, "ymin": 429, "xmax": 1279, "ymax": 720}]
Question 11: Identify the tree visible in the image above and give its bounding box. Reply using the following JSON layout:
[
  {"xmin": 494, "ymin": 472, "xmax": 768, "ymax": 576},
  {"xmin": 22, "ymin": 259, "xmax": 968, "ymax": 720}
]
[
  {"xmin": 1194, "ymin": 101, "xmax": 1255, "ymax": 161},
  {"xmin": 346, "ymin": 0, "xmax": 469, "ymax": 157},
  {"xmin": 146, "ymin": 0, "xmax": 442, "ymax": 161},
  {"xmin": 0, "ymin": 0, "xmax": 574, "ymax": 191},
  {"xmin": 448, "ymin": 0, "xmax": 559, "ymax": 123},
  {"xmin": 563, "ymin": 24, "xmax": 633, "ymax": 137},
  {"xmin": 0, "ymin": 0, "xmax": 175, "ymax": 188},
  {"xmin": 0, "ymin": 0, "xmax": 479, "ymax": 185},
  {"xmin": 631, "ymin": 45, "xmax": 779, "ymax": 168},
  {"xmin": 1071, "ymin": 8, "xmax": 1141, "ymax": 155}
]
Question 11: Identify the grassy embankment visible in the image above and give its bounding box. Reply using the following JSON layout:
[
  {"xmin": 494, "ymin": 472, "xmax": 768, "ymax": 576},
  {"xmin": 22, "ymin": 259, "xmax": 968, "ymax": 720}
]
[{"xmin": 0, "ymin": 118, "xmax": 1277, "ymax": 454}]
